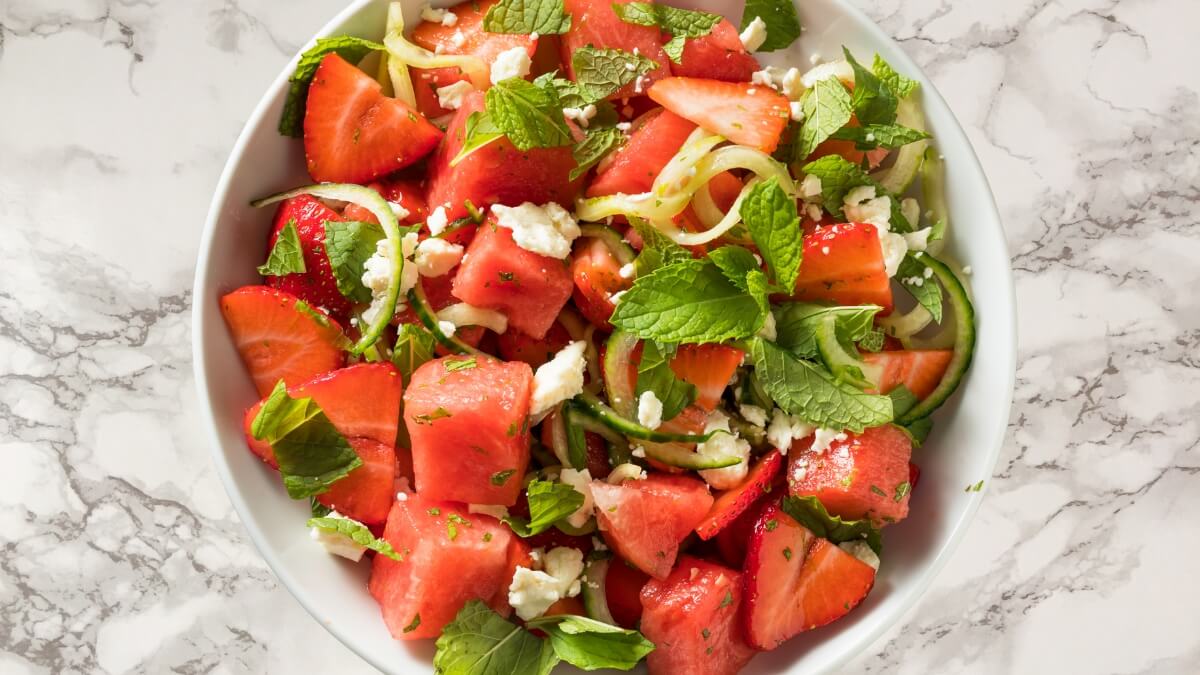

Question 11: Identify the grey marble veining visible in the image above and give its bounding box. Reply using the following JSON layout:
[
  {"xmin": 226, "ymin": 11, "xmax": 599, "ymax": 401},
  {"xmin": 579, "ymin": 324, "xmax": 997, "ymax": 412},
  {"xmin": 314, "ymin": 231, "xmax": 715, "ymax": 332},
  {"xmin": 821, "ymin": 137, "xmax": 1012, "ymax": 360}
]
[{"xmin": 1, "ymin": 0, "xmax": 1197, "ymax": 673}]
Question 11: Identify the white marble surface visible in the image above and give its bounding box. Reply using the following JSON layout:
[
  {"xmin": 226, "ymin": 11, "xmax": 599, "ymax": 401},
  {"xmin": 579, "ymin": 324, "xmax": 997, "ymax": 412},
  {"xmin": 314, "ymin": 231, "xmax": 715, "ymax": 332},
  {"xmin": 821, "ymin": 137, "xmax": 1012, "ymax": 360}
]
[{"xmin": 2, "ymin": 0, "xmax": 1198, "ymax": 672}]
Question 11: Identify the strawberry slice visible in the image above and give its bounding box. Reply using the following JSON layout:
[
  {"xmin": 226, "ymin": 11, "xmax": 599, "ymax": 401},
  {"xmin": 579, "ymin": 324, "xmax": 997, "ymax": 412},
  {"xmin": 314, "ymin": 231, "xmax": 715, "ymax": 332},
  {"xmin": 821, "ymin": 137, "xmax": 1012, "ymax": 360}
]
[
  {"xmin": 742, "ymin": 500, "xmax": 876, "ymax": 649},
  {"xmin": 862, "ymin": 349, "xmax": 954, "ymax": 399},
  {"xmin": 316, "ymin": 437, "xmax": 397, "ymax": 525},
  {"xmin": 908, "ymin": 461, "xmax": 921, "ymax": 490},
  {"xmin": 714, "ymin": 497, "xmax": 762, "ymax": 567},
  {"xmin": 695, "ymin": 450, "xmax": 784, "ymax": 540},
  {"xmin": 586, "ymin": 109, "xmax": 697, "ymax": 198},
  {"xmin": 220, "ymin": 286, "xmax": 345, "ymax": 397},
  {"xmin": 648, "ymin": 77, "xmax": 789, "ymax": 153},
  {"xmin": 498, "ymin": 321, "xmax": 572, "ymax": 368},
  {"xmin": 792, "ymin": 222, "xmax": 893, "ymax": 312},
  {"xmin": 668, "ymin": 19, "xmax": 759, "ymax": 83},
  {"xmin": 571, "ymin": 237, "xmax": 632, "ymax": 331},
  {"xmin": 669, "ymin": 344, "xmax": 744, "ymax": 411},
  {"xmin": 303, "ymin": 53, "xmax": 443, "ymax": 184},
  {"xmin": 264, "ymin": 195, "xmax": 352, "ymax": 320},
  {"xmin": 605, "ymin": 558, "xmax": 650, "ymax": 628}
]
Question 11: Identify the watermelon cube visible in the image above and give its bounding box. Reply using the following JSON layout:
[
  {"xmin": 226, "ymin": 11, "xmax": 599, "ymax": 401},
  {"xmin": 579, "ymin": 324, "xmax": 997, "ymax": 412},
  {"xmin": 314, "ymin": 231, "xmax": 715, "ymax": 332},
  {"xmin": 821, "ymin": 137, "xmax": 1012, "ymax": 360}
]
[
  {"xmin": 369, "ymin": 494, "xmax": 519, "ymax": 639},
  {"xmin": 668, "ymin": 19, "xmax": 759, "ymax": 83},
  {"xmin": 316, "ymin": 437, "xmax": 396, "ymax": 525},
  {"xmin": 451, "ymin": 218, "xmax": 575, "ymax": 338},
  {"xmin": 560, "ymin": 0, "xmax": 672, "ymax": 100},
  {"xmin": 586, "ymin": 109, "xmax": 696, "ymax": 198},
  {"xmin": 788, "ymin": 424, "xmax": 914, "ymax": 525},
  {"xmin": 792, "ymin": 222, "xmax": 893, "ymax": 312},
  {"xmin": 404, "ymin": 355, "xmax": 534, "ymax": 505},
  {"xmin": 590, "ymin": 474, "xmax": 713, "ymax": 579}
]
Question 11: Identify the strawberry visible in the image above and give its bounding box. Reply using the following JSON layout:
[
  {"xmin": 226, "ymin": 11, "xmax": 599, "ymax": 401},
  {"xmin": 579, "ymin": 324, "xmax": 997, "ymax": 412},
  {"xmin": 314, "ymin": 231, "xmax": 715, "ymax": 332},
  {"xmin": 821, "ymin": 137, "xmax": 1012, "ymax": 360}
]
[
  {"xmin": 695, "ymin": 450, "xmax": 784, "ymax": 540},
  {"xmin": 792, "ymin": 222, "xmax": 893, "ymax": 312},
  {"xmin": 908, "ymin": 461, "xmax": 921, "ymax": 490},
  {"xmin": 571, "ymin": 237, "xmax": 631, "ymax": 331},
  {"xmin": 714, "ymin": 497, "xmax": 762, "ymax": 567},
  {"xmin": 605, "ymin": 557, "xmax": 650, "ymax": 628},
  {"xmin": 667, "ymin": 19, "xmax": 759, "ymax": 83},
  {"xmin": 669, "ymin": 344, "xmax": 744, "ymax": 410},
  {"xmin": 316, "ymin": 437, "xmax": 397, "ymax": 525},
  {"xmin": 862, "ymin": 349, "xmax": 954, "ymax": 399},
  {"xmin": 303, "ymin": 53, "xmax": 443, "ymax": 184},
  {"xmin": 648, "ymin": 77, "xmax": 790, "ymax": 153},
  {"xmin": 264, "ymin": 195, "xmax": 352, "ymax": 320},
  {"xmin": 409, "ymin": 66, "xmax": 472, "ymax": 119},
  {"xmin": 741, "ymin": 500, "xmax": 876, "ymax": 649},
  {"xmin": 220, "ymin": 286, "xmax": 345, "ymax": 397},
  {"xmin": 498, "ymin": 321, "xmax": 571, "ymax": 368}
]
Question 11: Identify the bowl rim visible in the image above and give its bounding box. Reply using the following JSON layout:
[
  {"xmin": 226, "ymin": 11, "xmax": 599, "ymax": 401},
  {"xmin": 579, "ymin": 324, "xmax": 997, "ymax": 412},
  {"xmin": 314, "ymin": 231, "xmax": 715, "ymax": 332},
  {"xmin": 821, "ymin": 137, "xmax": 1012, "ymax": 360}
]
[{"xmin": 191, "ymin": 0, "xmax": 1017, "ymax": 672}]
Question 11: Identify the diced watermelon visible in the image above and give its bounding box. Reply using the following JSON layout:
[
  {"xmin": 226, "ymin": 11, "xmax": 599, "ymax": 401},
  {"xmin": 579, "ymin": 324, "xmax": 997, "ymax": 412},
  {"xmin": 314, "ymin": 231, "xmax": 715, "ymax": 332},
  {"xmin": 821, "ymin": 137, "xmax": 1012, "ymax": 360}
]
[
  {"xmin": 571, "ymin": 237, "xmax": 631, "ymax": 330},
  {"xmin": 316, "ymin": 437, "xmax": 396, "ymax": 525},
  {"xmin": 640, "ymin": 556, "xmax": 756, "ymax": 675},
  {"xmin": 451, "ymin": 217, "xmax": 575, "ymax": 338},
  {"xmin": 404, "ymin": 355, "xmax": 533, "ymax": 505},
  {"xmin": 409, "ymin": 66, "xmax": 467, "ymax": 119},
  {"xmin": 560, "ymin": 0, "xmax": 673, "ymax": 100},
  {"xmin": 788, "ymin": 424, "xmax": 913, "ymax": 525},
  {"xmin": 695, "ymin": 450, "xmax": 784, "ymax": 540},
  {"xmin": 863, "ymin": 349, "xmax": 954, "ymax": 399},
  {"xmin": 265, "ymin": 195, "xmax": 353, "ymax": 320},
  {"xmin": 590, "ymin": 474, "xmax": 713, "ymax": 579},
  {"xmin": 668, "ymin": 19, "xmax": 759, "ymax": 82},
  {"xmin": 497, "ymin": 321, "xmax": 571, "ymax": 368},
  {"xmin": 412, "ymin": 0, "xmax": 537, "ymax": 65},
  {"xmin": 586, "ymin": 109, "xmax": 696, "ymax": 198},
  {"xmin": 669, "ymin": 344, "xmax": 744, "ymax": 411},
  {"xmin": 369, "ymin": 494, "xmax": 517, "ymax": 639},
  {"xmin": 606, "ymin": 557, "xmax": 650, "ymax": 628},
  {"xmin": 792, "ymin": 222, "xmax": 893, "ymax": 312},
  {"xmin": 341, "ymin": 177, "xmax": 428, "ymax": 226},
  {"xmin": 425, "ymin": 91, "xmax": 583, "ymax": 222}
]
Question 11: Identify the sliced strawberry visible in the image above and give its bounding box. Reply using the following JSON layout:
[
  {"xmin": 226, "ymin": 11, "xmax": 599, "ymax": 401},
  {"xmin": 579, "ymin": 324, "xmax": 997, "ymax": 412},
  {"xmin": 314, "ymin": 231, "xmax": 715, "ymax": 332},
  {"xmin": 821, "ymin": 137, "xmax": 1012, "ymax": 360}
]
[
  {"xmin": 341, "ymin": 177, "xmax": 428, "ymax": 226},
  {"xmin": 591, "ymin": 474, "xmax": 713, "ymax": 579},
  {"xmin": 862, "ymin": 349, "xmax": 953, "ymax": 399},
  {"xmin": 605, "ymin": 557, "xmax": 651, "ymax": 628},
  {"xmin": 668, "ymin": 19, "xmax": 759, "ymax": 83},
  {"xmin": 669, "ymin": 344, "xmax": 744, "ymax": 410},
  {"xmin": 792, "ymin": 222, "xmax": 893, "ymax": 312},
  {"xmin": 315, "ymin": 437, "xmax": 396, "ymax": 525},
  {"xmin": 648, "ymin": 77, "xmax": 789, "ymax": 153},
  {"xmin": 714, "ymin": 497, "xmax": 762, "ymax": 567},
  {"xmin": 586, "ymin": 109, "xmax": 697, "ymax": 198},
  {"xmin": 571, "ymin": 237, "xmax": 631, "ymax": 330},
  {"xmin": 695, "ymin": 450, "xmax": 784, "ymax": 540},
  {"xmin": 220, "ymin": 286, "xmax": 345, "ymax": 397},
  {"xmin": 303, "ymin": 53, "xmax": 443, "ymax": 184},
  {"xmin": 264, "ymin": 195, "xmax": 352, "ymax": 320},
  {"xmin": 498, "ymin": 321, "xmax": 571, "ymax": 368},
  {"xmin": 561, "ymin": 0, "xmax": 673, "ymax": 100},
  {"xmin": 788, "ymin": 424, "xmax": 913, "ymax": 525}
]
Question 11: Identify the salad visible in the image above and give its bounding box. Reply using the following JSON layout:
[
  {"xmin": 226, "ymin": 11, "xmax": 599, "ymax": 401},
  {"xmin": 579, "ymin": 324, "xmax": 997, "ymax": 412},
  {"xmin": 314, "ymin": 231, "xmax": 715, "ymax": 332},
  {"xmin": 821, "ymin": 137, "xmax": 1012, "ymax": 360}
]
[{"xmin": 219, "ymin": 0, "xmax": 975, "ymax": 672}]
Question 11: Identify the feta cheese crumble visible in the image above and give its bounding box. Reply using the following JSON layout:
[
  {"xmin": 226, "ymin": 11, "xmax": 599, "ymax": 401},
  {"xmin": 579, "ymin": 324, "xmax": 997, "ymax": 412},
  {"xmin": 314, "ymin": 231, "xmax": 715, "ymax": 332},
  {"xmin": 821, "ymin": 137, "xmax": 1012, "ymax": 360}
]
[
  {"xmin": 559, "ymin": 468, "xmax": 595, "ymax": 528},
  {"xmin": 766, "ymin": 408, "xmax": 815, "ymax": 454},
  {"xmin": 843, "ymin": 186, "xmax": 907, "ymax": 277},
  {"xmin": 508, "ymin": 546, "xmax": 585, "ymax": 620},
  {"xmin": 637, "ymin": 391, "xmax": 664, "ymax": 429},
  {"xmin": 903, "ymin": 227, "xmax": 933, "ymax": 252},
  {"xmin": 562, "ymin": 104, "xmax": 598, "ymax": 128},
  {"xmin": 757, "ymin": 311, "xmax": 777, "ymax": 341},
  {"xmin": 809, "ymin": 428, "xmax": 848, "ymax": 455},
  {"xmin": 789, "ymin": 101, "xmax": 804, "ymax": 121},
  {"xmin": 415, "ymin": 237, "xmax": 464, "ymax": 277},
  {"xmin": 801, "ymin": 60, "xmax": 855, "ymax": 88},
  {"xmin": 361, "ymin": 232, "xmax": 420, "ymax": 325},
  {"xmin": 529, "ymin": 341, "xmax": 588, "ymax": 416},
  {"xmin": 618, "ymin": 262, "xmax": 635, "ymax": 279},
  {"xmin": 420, "ymin": 4, "xmax": 458, "ymax": 26},
  {"xmin": 492, "ymin": 202, "xmax": 581, "ymax": 259},
  {"xmin": 739, "ymin": 16, "xmax": 768, "ymax": 52},
  {"xmin": 491, "ymin": 47, "xmax": 532, "ymax": 85},
  {"xmin": 838, "ymin": 540, "xmax": 881, "ymax": 571},
  {"xmin": 738, "ymin": 404, "xmax": 768, "ymax": 428},
  {"xmin": 309, "ymin": 511, "xmax": 367, "ymax": 562},
  {"xmin": 436, "ymin": 80, "xmax": 474, "ymax": 111},
  {"xmin": 800, "ymin": 174, "xmax": 823, "ymax": 199},
  {"xmin": 426, "ymin": 205, "xmax": 450, "ymax": 236},
  {"xmin": 607, "ymin": 463, "xmax": 648, "ymax": 483},
  {"xmin": 696, "ymin": 410, "xmax": 751, "ymax": 490}
]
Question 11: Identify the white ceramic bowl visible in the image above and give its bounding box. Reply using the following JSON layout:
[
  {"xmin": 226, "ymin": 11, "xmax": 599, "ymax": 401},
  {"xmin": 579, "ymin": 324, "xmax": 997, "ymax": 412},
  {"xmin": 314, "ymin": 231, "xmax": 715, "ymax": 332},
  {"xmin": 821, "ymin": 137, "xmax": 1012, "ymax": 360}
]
[{"xmin": 193, "ymin": 0, "xmax": 1016, "ymax": 671}]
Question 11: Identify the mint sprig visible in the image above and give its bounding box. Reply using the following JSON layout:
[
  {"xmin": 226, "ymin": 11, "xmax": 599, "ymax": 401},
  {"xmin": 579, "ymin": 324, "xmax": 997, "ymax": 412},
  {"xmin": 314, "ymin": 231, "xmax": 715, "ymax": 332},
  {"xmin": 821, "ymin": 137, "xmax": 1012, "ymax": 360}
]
[
  {"xmin": 612, "ymin": 3, "xmax": 722, "ymax": 64},
  {"xmin": 739, "ymin": 178, "xmax": 803, "ymax": 291},
  {"xmin": 483, "ymin": 0, "xmax": 572, "ymax": 34},
  {"xmin": 829, "ymin": 123, "xmax": 930, "ymax": 150},
  {"xmin": 503, "ymin": 479, "xmax": 584, "ymax": 537},
  {"xmin": 487, "ymin": 78, "xmax": 574, "ymax": 151},
  {"xmin": 844, "ymin": 48, "xmax": 897, "ymax": 126},
  {"xmin": 307, "ymin": 516, "xmax": 403, "ymax": 561},
  {"xmin": 454, "ymin": 111, "xmax": 505, "ymax": 166},
  {"xmin": 392, "ymin": 323, "xmax": 438, "ymax": 381},
  {"xmin": 251, "ymin": 381, "xmax": 362, "ymax": 499},
  {"xmin": 739, "ymin": 0, "xmax": 802, "ymax": 52},
  {"xmin": 280, "ymin": 37, "xmax": 385, "ymax": 137},
  {"xmin": 324, "ymin": 220, "xmax": 385, "ymax": 303},
  {"xmin": 796, "ymin": 77, "xmax": 853, "ymax": 161},
  {"xmin": 571, "ymin": 126, "xmax": 623, "ymax": 180},
  {"xmin": 896, "ymin": 254, "xmax": 943, "ymax": 322},
  {"xmin": 774, "ymin": 303, "xmax": 883, "ymax": 359},
  {"xmin": 872, "ymin": 54, "xmax": 919, "ymax": 99},
  {"xmin": 630, "ymin": 218, "xmax": 692, "ymax": 276},
  {"xmin": 525, "ymin": 614, "xmax": 656, "ymax": 671},
  {"xmin": 781, "ymin": 495, "xmax": 882, "ymax": 555},
  {"xmin": 571, "ymin": 47, "xmax": 659, "ymax": 102},
  {"xmin": 800, "ymin": 154, "xmax": 914, "ymax": 232},
  {"xmin": 258, "ymin": 219, "xmax": 307, "ymax": 277},
  {"xmin": 635, "ymin": 341, "xmax": 697, "ymax": 423}
]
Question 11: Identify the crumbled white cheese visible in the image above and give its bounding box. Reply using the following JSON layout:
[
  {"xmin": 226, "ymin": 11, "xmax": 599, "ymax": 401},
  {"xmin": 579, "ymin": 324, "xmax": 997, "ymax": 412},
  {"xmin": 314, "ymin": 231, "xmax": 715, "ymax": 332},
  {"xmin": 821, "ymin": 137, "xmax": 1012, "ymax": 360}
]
[
  {"xmin": 309, "ymin": 511, "xmax": 367, "ymax": 562},
  {"xmin": 805, "ymin": 203, "xmax": 823, "ymax": 222},
  {"xmin": 361, "ymin": 232, "xmax": 420, "ymax": 325},
  {"xmin": 696, "ymin": 410, "xmax": 751, "ymax": 490},
  {"xmin": 415, "ymin": 237, "xmax": 464, "ymax": 277},
  {"xmin": 426, "ymin": 205, "xmax": 450, "ymax": 236},
  {"xmin": 396, "ymin": 491, "xmax": 408, "ymax": 501},
  {"xmin": 630, "ymin": 445, "xmax": 646, "ymax": 459},
  {"xmin": 437, "ymin": 302, "xmax": 509, "ymax": 334},
  {"xmin": 878, "ymin": 232, "xmax": 909, "ymax": 278},
  {"xmin": 559, "ymin": 468, "xmax": 595, "ymax": 528},
  {"xmin": 420, "ymin": 4, "xmax": 446, "ymax": 23},
  {"xmin": 468, "ymin": 503, "xmax": 509, "ymax": 519},
  {"xmin": 388, "ymin": 201, "xmax": 410, "ymax": 220},
  {"xmin": 739, "ymin": 16, "xmax": 768, "ymax": 52},
  {"xmin": 492, "ymin": 202, "xmax": 581, "ymax": 259},
  {"xmin": 508, "ymin": 546, "xmax": 585, "ymax": 620},
  {"xmin": 618, "ymin": 262, "xmax": 635, "ymax": 279},
  {"xmin": 616, "ymin": 122, "xmax": 632, "ymax": 132},
  {"xmin": 637, "ymin": 391, "xmax": 664, "ymax": 429},
  {"xmin": 801, "ymin": 60, "xmax": 855, "ymax": 88},
  {"xmin": 809, "ymin": 428, "xmax": 848, "ymax": 455},
  {"xmin": 789, "ymin": 101, "xmax": 804, "ymax": 122},
  {"xmin": 491, "ymin": 47, "xmax": 532, "ymax": 85},
  {"xmin": 607, "ymin": 463, "xmax": 648, "ymax": 483},
  {"xmin": 609, "ymin": 290, "xmax": 626, "ymax": 305},
  {"xmin": 902, "ymin": 227, "xmax": 933, "ymax": 253},
  {"xmin": 562, "ymin": 104, "xmax": 598, "ymax": 129},
  {"xmin": 800, "ymin": 174, "xmax": 823, "ymax": 199},
  {"xmin": 962, "ymin": 265, "xmax": 973, "ymax": 275},
  {"xmin": 529, "ymin": 341, "xmax": 588, "ymax": 416},
  {"xmin": 843, "ymin": 186, "xmax": 907, "ymax": 276},
  {"xmin": 438, "ymin": 320, "xmax": 457, "ymax": 336},
  {"xmin": 757, "ymin": 311, "xmax": 777, "ymax": 341},
  {"xmin": 900, "ymin": 197, "xmax": 920, "ymax": 228},
  {"xmin": 766, "ymin": 408, "xmax": 815, "ymax": 454},
  {"xmin": 449, "ymin": 29, "xmax": 466, "ymax": 49},
  {"xmin": 738, "ymin": 404, "xmax": 768, "ymax": 428},
  {"xmin": 436, "ymin": 80, "xmax": 475, "ymax": 111},
  {"xmin": 839, "ymin": 540, "xmax": 881, "ymax": 571},
  {"xmin": 752, "ymin": 66, "xmax": 804, "ymax": 100}
]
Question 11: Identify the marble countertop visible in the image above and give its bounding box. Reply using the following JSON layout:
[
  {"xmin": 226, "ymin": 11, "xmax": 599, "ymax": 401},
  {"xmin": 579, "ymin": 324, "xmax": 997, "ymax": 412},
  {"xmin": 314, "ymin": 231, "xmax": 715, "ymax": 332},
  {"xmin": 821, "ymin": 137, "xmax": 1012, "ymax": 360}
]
[{"xmin": 3, "ymin": 0, "xmax": 1197, "ymax": 672}]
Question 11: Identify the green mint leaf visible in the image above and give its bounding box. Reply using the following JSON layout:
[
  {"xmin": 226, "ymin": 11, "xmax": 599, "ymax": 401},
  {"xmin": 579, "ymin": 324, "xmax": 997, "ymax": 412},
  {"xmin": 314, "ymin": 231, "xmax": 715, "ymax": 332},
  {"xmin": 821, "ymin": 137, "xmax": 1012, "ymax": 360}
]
[
  {"xmin": 280, "ymin": 37, "xmax": 385, "ymax": 137},
  {"xmin": 571, "ymin": 46, "xmax": 659, "ymax": 103},
  {"xmin": 486, "ymin": 78, "xmax": 574, "ymax": 152},
  {"xmin": 307, "ymin": 515, "xmax": 403, "ymax": 561},
  {"xmin": 887, "ymin": 385, "xmax": 919, "ymax": 418},
  {"xmin": 630, "ymin": 218, "xmax": 692, "ymax": 276},
  {"xmin": 857, "ymin": 328, "xmax": 886, "ymax": 353},
  {"xmin": 503, "ymin": 479, "xmax": 585, "ymax": 537},
  {"xmin": 252, "ymin": 381, "xmax": 362, "ymax": 499},
  {"xmin": 872, "ymin": 54, "xmax": 919, "ymax": 99},
  {"xmin": 799, "ymin": 154, "xmax": 875, "ymax": 219},
  {"xmin": 613, "ymin": 2, "xmax": 721, "ymax": 63},
  {"xmin": 434, "ymin": 600, "xmax": 559, "ymax": 675},
  {"xmin": 483, "ymin": 0, "xmax": 571, "ymax": 34},
  {"xmin": 781, "ymin": 495, "xmax": 882, "ymax": 555},
  {"xmin": 739, "ymin": 178, "xmax": 803, "ymax": 291},
  {"xmin": 491, "ymin": 469, "xmax": 517, "ymax": 486},
  {"xmin": 611, "ymin": 259, "xmax": 767, "ymax": 344},
  {"xmin": 571, "ymin": 126, "xmax": 624, "ymax": 181},
  {"xmin": 896, "ymin": 254, "xmax": 943, "ymax": 322},
  {"xmin": 829, "ymin": 123, "xmax": 930, "ymax": 150},
  {"xmin": 258, "ymin": 219, "xmax": 307, "ymax": 277},
  {"xmin": 661, "ymin": 35, "xmax": 686, "ymax": 63},
  {"xmin": 324, "ymin": 220, "xmax": 385, "ymax": 304},
  {"xmin": 392, "ymin": 323, "xmax": 438, "ymax": 382},
  {"xmin": 525, "ymin": 614, "xmax": 655, "ymax": 671},
  {"xmin": 774, "ymin": 303, "xmax": 882, "ymax": 359},
  {"xmin": 706, "ymin": 245, "xmax": 760, "ymax": 293},
  {"xmin": 454, "ymin": 111, "xmax": 505, "ymax": 166},
  {"xmin": 749, "ymin": 339, "xmax": 893, "ymax": 432},
  {"xmin": 797, "ymin": 77, "xmax": 853, "ymax": 160},
  {"xmin": 535, "ymin": 73, "xmax": 588, "ymax": 108},
  {"xmin": 739, "ymin": 0, "xmax": 802, "ymax": 52},
  {"xmin": 844, "ymin": 48, "xmax": 897, "ymax": 126},
  {"xmin": 635, "ymin": 340, "xmax": 698, "ymax": 422}
]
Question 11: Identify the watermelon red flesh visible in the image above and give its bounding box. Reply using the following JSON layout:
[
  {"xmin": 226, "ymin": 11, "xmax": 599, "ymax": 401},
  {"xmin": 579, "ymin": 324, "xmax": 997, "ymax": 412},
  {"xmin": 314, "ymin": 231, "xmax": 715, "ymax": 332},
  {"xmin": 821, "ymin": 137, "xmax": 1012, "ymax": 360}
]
[
  {"xmin": 265, "ymin": 195, "xmax": 353, "ymax": 320},
  {"xmin": 220, "ymin": 286, "xmax": 346, "ymax": 397},
  {"xmin": 668, "ymin": 343, "xmax": 744, "ymax": 411},
  {"xmin": 341, "ymin": 177, "xmax": 428, "ymax": 226},
  {"xmin": 862, "ymin": 349, "xmax": 954, "ymax": 400},
  {"xmin": 668, "ymin": 19, "xmax": 759, "ymax": 82},
  {"xmin": 695, "ymin": 450, "xmax": 784, "ymax": 540},
  {"xmin": 606, "ymin": 558, "xmax": 651, "ymax": 628},
  {"xmin": 409, "ymin": 66, "xmax": 468, "ymax": 119},
  {"xmin": 451, "ymin": 218, "xmax": 575, "ymax": 339},
  {"xmin": 639, "ymin": 556, "xmax": 757, "ymax": 675},
  {"xmin": 590, "ymin": 474, "xmax": 713, "ymax": 579},
  {"xmin": 404, "ymin": 355, "xmax": 533, "ymax": 505},
  {"xmin": 788, "ymin": 424, "xmax": 914, "ymax": 525},
  {"xmin": 425, "ymin": 91, "xmax": 583, "ymax": 222},
  {"xmin": 498, "ymin": 321, "xmax": 571, "ymax": 368},
  {"xmin": 571, "ymin": 236, "xmax": 631, "ymax": 331},
  {"xmin": 792, "ymin": 222, "xmax": 893, "ymax": 312},
  {"xmin": 560, "ymin": 0, "xmax": 673, "ymax": 100},
  {"xmin": 369, "ymin": 494, "xmax": 517, "ymax": 639},
  {"xmin": 316, "ymin": 437, "xmax": 396, "ymax": 525},
  {"xmin": 586, "ymin": 109, "xmax": 696, "ymax": 198},
  {"xmin": 412, "ymin": 0, "xmax": 537, "ymax": 64}
]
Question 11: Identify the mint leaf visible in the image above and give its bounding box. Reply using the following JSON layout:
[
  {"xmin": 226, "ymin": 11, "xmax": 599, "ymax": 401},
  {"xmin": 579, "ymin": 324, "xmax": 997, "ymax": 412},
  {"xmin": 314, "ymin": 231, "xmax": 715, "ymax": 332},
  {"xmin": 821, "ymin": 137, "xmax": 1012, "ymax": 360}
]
[
  {"xmin": 630, "ymin": 218, "xmax": 691, "ymax": 276},
  {"xmin": 392, "ymin": 323, "xmax": 438, "ymax": 382},
  {"xmin": 324, "ymin": 220, "xmax": 385, "ymax": 303},
  {"xmin": 487, "ymin": 78, "xmax": 573, "ymax": 151},
  {"xmin": 896, "ymin": 254, "xmax": 943, "ymax": 322},
  {"xmin": 872, "ymin": 54, "xmax": 919, "ymax": 99},
  {"xmin": 434, "ymin": 601, "xmax": 559, "ymax": 675},
  {"xmin": 774, "ymin": 303, "xmax": 882, "ymax": 359},
  {"xmin": 280, "ymin": 37, "xmax": 385, "ymax": 137},
  {"xmin": 635, "ymin": 341, "xmax": 697, "ymax": 422},
  {"xmin": 571, "ymin": 47, "xmax": 659, "ymax": 102},
  {"xmin": 829, "ymin": 123, "xmax": 930, "ymax": 150},
  {"xmin": 781, "ymin": 495, "xmax": 882, "ymax": 555},
  {"xmin": 454, "ymin": 111, "xmax": 505, "ymax": 165},
  {"xmin": 799, "ymin": 154, "xmax": 875, "ymax": 219},
  {"xmin": 706, "ymin": 245, "xmax": 760, "ymax": 292},
  {"xmin": 739, "ymin": 178, "xmax": 803, "ymax": 291},
  {"xmin": 483, "ymin": 0, "xmax": 571, "ymax": 34},
  {"xmin": 612, "ymin": 3, "xmax": 721, "ymax": 64},
  {"xmin": 749, "ymin": 338, "xmax": 893, "ymax": 432},
  {"xmin": 535, "ymin": 73, "xmax": 588, "ymax": 108},
  {"xmin": 844, "ymin": 48, "xmax": 897, "ymax": 126},
  {"xmin": 796, "ymin": 77, "xmax": 853, "ymax": 160},
  {"xmin": 258, "ymin": 220, "xmax": 307, "ymax": 277},
  {"xmin": 739, "ymin": 0, "xmax": 802, "ymax": 52},
  {"xmin": 251, "ymin": 381, "xmax": 363, "ymax": 499},
  {"xmin": 571, "ymin": 126, "xmax": 623, "ymax": 181},
  {"xmin": 887, "ymin": 385, "xmax": 919, "ymax": 418},
  {"xmin": 525, "ymin": 614, "xmax": 655, "ymax": 670},
  {"xmin": 307, "ymin": 516, "xmax": 403, "ymax": 561},
  {"xmin": 504, "ymin": 479, "xmax": 584, "ymax": 537},
  {"xmin": 611, "ymin": 259, "xmax": 767, "ymax": 344}
]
